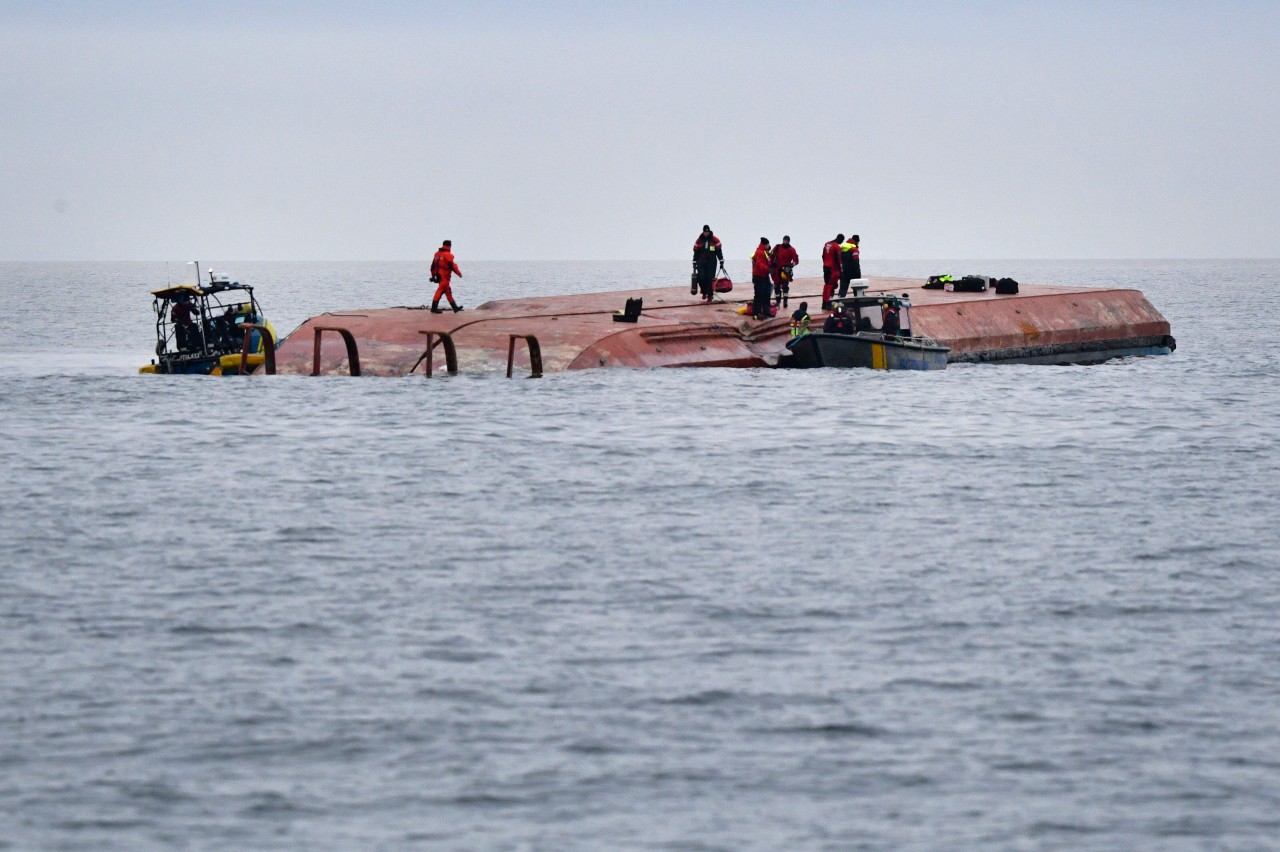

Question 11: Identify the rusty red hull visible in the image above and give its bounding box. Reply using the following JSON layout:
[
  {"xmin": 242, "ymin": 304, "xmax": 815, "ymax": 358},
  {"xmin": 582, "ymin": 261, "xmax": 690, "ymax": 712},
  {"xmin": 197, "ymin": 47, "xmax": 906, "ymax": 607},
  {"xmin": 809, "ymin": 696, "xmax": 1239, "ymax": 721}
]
[{"xmin": 273, "ymin": 276, "xmax": 1174, "ymax": 376}]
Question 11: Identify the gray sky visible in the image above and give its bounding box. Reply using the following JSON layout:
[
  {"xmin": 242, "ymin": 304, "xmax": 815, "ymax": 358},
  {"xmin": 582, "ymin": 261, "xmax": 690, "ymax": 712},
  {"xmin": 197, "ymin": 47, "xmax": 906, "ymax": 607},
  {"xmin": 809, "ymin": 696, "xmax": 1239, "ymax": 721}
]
[{"xmin": 2, "ymin": 0, "xmax": 1277, "ymax": 260}]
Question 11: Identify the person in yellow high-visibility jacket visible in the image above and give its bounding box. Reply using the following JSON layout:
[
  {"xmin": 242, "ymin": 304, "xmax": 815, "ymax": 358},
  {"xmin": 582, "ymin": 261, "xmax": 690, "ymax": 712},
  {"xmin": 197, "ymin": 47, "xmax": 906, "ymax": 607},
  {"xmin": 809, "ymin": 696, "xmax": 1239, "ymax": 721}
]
[
  {"xmin": 790, "ymin": 302, "xmax": 811, "ymax": 337},
  {"xmin": 838, "ymin": 234, "xmax": 861, "ymax": 299}
]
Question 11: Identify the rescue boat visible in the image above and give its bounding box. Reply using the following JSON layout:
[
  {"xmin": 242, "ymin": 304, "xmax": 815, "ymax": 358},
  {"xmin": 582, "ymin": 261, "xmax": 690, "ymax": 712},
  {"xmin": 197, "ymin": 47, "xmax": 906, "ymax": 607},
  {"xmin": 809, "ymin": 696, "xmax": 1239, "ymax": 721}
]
[
  {"xmin": 780, "ymin": 287, "xmax": 950, "ymax": 370},
  {"xmin": 139, "ymin": 268, "xmax": 276, "ymax": 375}
]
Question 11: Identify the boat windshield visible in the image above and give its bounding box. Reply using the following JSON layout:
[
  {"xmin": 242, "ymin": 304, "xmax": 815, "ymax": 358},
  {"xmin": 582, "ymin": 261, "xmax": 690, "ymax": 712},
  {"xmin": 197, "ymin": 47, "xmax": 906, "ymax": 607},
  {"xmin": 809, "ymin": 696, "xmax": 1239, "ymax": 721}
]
[
  {"xmin": 845, "ymin": 298, "xmax": 913, "ymax": 336},
  {"xmin": 850, "ymin": 300, "xmax": 882, "ymax": 333}
]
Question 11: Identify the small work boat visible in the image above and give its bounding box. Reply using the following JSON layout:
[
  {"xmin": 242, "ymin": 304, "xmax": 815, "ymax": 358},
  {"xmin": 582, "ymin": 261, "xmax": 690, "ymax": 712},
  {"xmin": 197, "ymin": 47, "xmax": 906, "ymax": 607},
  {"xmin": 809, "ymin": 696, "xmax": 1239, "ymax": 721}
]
[
  {"xmin": 139, "ymin": 267, "xmax": 276, "ymax": 375},
  {"xmin": 781, "ymin": 287, "xmax": 949, "ymax": 370}
]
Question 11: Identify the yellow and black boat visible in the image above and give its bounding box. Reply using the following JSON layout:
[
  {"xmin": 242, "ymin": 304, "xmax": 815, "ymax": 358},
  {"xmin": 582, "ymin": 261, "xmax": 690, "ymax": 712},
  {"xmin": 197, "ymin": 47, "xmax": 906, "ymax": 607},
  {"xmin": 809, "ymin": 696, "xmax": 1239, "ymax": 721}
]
[
  {"xmin": 781, "ymin": 288, "xmax": 950, "ymax": 371},
  {"xmin": 139, "ymin": 269, "xmax": 276, "ymax": 375}
]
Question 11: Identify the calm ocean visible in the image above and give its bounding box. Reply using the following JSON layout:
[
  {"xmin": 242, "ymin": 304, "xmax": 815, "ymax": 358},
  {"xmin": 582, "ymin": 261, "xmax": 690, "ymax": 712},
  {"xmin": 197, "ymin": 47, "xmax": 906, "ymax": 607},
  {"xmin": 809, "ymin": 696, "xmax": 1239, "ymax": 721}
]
[{"xmin": 1, "ymin": 259, "xmax": 1278, "ymax": 849}]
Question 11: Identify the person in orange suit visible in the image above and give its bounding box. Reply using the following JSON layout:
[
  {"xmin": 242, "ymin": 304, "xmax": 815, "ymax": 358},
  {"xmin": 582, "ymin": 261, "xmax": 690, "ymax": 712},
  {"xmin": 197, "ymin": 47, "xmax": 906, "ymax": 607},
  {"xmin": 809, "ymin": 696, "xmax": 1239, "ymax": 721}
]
[
  {"xmin": 429, "ymin": 240, "xmax": 463, "ymax": 313},
  {"xmin": 821, "ymin": 233, "xmax": 845, "ymax": 310},
  {"xmin": 751, "ymin": 238, "xmax": 773, "ymax": 320},
  {"xmin": 771, "ymin": 235, "xmax": 799, "ymax": 308}
]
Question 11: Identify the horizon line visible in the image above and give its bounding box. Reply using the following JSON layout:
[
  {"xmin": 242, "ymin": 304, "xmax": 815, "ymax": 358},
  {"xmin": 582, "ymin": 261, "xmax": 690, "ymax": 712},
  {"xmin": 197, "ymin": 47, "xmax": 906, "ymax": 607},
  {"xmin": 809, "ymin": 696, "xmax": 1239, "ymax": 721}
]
[{"xmin": 3, "ymin": 257, "xmax": 1279, "ymax": 264}]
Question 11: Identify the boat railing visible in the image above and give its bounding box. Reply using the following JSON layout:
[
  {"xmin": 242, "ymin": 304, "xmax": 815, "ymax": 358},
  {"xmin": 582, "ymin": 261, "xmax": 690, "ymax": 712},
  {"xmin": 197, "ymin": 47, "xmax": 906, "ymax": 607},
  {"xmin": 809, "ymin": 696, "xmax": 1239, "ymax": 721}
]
[
  {"xmin": 416, "ymin": 330, "xmax": 459, "ymax": 377},
  {"xmin": 311, "ymin": 326, "xmax": 362, "ymax": 376},
  {"xmin": 238, "ymin": 323, "xmax": 276, "ymax": 375},
  {"xmin": 506, "ymin": 334, "xmax": 543, "ymax": 378},
  {"xmin": 901, "ymin": 332, "xmax": 945, "ymax": 348},
  {"xmin": 852, "ymin": 329, "xmax": 946, "ymax": 349}
]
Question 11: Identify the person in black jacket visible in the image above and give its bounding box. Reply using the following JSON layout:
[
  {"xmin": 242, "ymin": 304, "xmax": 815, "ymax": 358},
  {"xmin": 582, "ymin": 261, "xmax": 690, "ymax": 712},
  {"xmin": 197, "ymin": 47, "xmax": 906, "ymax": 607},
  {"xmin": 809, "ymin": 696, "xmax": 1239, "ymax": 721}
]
[
  {"xmin": 691, "ymin": 225, "xmax": 724, "ymax": 302},
  {"xmin": 839, "ymin": 234, "xmax": 861, "ymax": 299}
]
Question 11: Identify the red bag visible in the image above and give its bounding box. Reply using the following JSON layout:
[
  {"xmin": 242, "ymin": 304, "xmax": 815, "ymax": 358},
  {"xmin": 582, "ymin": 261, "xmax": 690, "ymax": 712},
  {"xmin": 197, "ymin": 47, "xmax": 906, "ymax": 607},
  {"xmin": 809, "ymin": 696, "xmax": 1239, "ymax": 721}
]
[{"xmin": 713, "ymin": 275, "xmax": 733, "ymax": 293}]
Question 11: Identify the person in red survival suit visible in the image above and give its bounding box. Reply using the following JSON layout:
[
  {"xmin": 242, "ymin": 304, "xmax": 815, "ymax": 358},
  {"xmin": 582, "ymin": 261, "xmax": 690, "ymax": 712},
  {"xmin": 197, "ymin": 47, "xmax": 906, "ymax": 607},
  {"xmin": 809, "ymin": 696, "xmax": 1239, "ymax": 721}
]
[
  {"xmin": 821, "ymin": 233, "xmax": 845, "ymax": 310},
  {"xmin": 429, "ymin": 240, "xmax": 463, "ymax": 313},
  {"xmin": 751, "ymin": 237, "xmax": 773, "ymax": 320},
  {"xmin": 771, "ymin": 235, "xmax": 799, "ymax": 308},
  {"xmin": 170, "ymin": 293, "xmax": 201, "ymax": 351},
  {"xmin": 692, "ymin": 225, "xmax": 724, "ymax": 302},
  {"xmin": 823, "ymin": 304, "xmax": 855, "ymax": 334},
  {"xmin": 882, "ymin": 300, "xmax": 901, "ymax": 337}
]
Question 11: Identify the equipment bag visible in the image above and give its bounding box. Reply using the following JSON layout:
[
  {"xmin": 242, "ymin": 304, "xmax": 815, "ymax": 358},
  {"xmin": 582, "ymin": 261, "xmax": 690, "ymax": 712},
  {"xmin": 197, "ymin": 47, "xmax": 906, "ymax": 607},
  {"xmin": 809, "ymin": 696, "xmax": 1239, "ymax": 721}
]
[
  {"xmin": 613, "ymin": 296, "xmax": 643, "ymax": 323},
  {"xmin": 714, "ymin": 275, "xmax": 733, "ymax": 293},
  {"xmin": 995, "ymin": 277, "xmax": 1020, "ymax": 294},
  {"xmin": 951, "ymin": 275, "xmax": 990, "ymax": 292}
]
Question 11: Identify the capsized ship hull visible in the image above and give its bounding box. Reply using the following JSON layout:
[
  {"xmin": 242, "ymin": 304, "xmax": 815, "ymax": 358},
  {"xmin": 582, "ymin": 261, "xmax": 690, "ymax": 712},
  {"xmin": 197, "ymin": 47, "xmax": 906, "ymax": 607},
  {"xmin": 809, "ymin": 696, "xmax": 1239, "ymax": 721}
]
[{"xmin": 270, "ymin": 276, "xmax": 1175, "ymax": 376}]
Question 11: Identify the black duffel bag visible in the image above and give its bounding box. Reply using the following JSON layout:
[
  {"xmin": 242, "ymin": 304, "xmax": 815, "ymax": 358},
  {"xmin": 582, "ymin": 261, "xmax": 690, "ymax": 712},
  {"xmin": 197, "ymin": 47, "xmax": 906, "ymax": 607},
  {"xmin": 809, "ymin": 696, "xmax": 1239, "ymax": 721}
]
[{"xmin": 951, "ymin": 275, "xmax": 990, "ymax": 292}]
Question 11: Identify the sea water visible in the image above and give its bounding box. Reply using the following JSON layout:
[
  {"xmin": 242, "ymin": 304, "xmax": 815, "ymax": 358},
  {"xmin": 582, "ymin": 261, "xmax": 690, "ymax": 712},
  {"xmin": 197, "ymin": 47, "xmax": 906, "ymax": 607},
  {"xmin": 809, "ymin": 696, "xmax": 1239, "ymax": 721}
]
[{"xmin": 1, "ymin": 259, "xmax": 1278, "ymax": 849}]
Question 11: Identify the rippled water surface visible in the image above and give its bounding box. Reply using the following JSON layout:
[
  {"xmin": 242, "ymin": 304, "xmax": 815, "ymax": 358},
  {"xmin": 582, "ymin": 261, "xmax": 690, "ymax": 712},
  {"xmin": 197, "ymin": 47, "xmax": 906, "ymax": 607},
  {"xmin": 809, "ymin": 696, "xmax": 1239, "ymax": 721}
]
[{"xmin": 2, "ymin": 260, "xmax": 1279, "ymax": 849}]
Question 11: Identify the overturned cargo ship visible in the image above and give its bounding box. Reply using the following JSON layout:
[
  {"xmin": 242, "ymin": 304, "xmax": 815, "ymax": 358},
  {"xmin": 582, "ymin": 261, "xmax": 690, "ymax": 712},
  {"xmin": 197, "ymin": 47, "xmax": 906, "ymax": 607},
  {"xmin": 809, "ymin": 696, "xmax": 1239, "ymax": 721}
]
[{"xmin": 266, "ymin": 275, "xmax": 1174, "ymax": 377}]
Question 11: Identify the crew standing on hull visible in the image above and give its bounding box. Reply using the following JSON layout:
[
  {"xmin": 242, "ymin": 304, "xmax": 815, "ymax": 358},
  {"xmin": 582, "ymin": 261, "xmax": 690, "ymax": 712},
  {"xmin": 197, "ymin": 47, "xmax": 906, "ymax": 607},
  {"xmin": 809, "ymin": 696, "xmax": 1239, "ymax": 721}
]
[
  {"xmin": 771, "ymin": 235, "xmax": 799, "ymax": 308},
  {"xmin": 692, "ymin": 225, "xmax": 724, "ymax": 303},
  {"xmin": 821, "ymin": 233, "xmax": 845, "ymax": 310},
  {"xmin": 429, "ymin": 240, "xmax": 464, "ymax": 314},
  {"xmin": 839, "ymin": 234, "xmax": 861, "ymax": 299},
  {"xmin": 751, "ymin": 238, "xmax": 773, "ymax": 320}
]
